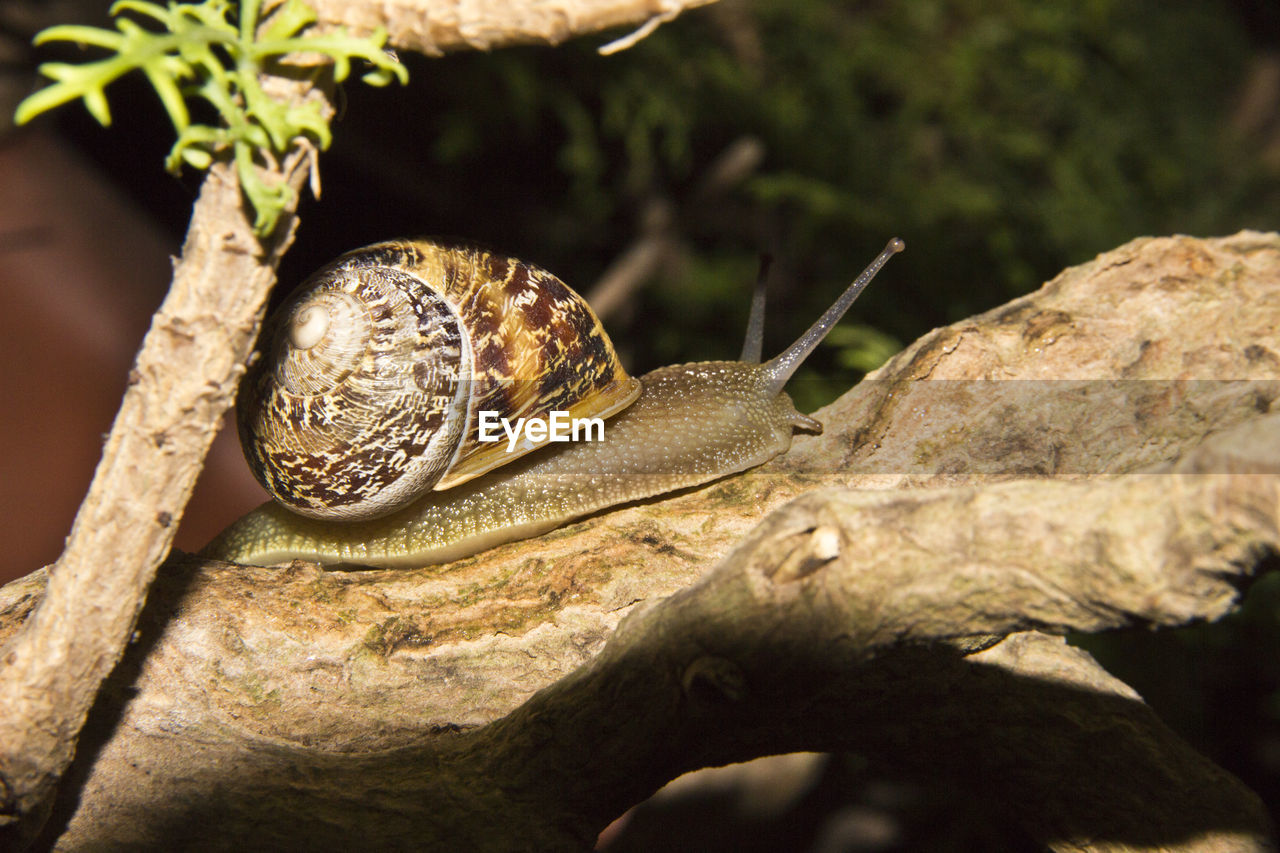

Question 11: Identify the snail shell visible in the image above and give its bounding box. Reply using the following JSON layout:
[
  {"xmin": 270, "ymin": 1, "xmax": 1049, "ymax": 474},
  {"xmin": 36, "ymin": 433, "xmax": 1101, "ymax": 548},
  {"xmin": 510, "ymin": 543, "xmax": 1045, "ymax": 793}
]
[{"xmin": 237, "ymin": 240, "xmax": 641, "ymax": 521}]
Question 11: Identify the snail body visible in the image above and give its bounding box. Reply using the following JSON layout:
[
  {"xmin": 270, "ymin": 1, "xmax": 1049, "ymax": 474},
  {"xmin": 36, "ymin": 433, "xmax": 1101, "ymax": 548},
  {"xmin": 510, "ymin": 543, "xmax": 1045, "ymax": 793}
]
[{"xmin": 205, "ymin": 238, "xmax": 904, "ymax": 568}]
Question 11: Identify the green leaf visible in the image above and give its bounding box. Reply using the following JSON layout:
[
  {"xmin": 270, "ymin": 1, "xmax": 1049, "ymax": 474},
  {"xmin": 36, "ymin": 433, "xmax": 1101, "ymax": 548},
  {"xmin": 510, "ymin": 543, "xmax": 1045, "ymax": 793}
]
[
  {"xmin": 235, "ymin": 141, "xmax": 291, "ymax": 234},
  {"xmin": 361, "ymin": 65, "xmax": 397, "ymax": 87},
  {"xmin": 261, "ymin": 0, "xmax": 318, "ymax": 42},
  {"xmin": 14, "ymin": 69, "xmax": 87, "ymax": 124},
  {"xmin": 330, "ymin": 52, "xmax": 351, "ymax": 82},
  {"xmin": 142, "ymin": 59, "xmax": 190, "ymax": 131},
  {"xmin": 168, "ymin": 123, "xmax": 224, "ymax": 172},
  {"xmin": 180, "ymin": 147, "xmax": 213, "ymax": 169},
  {"xmin": 109, "ymin": 0, "xmax": 172, "ymax": 27},
  {"xmin": 14, "ymin": 0, "xmax": 408, "ymax": 235},
  {"xmin": 33, "ymin": 24, "xmax": 124, "ymax": 50},
  {"xmin": 83, "ymin": 87, "xmax": 113, "ymax": 126}
]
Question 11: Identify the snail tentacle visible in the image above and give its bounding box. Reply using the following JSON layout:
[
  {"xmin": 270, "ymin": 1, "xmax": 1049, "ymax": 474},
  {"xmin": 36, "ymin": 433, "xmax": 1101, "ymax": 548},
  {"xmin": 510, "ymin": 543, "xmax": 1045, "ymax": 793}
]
[
  {"xmin": 761, "ymin": 237, "xmax": 904, "ymax": 394},
  {"xmin": 739, "ymin": 254, "xmax": 771, "ymax": 364}
]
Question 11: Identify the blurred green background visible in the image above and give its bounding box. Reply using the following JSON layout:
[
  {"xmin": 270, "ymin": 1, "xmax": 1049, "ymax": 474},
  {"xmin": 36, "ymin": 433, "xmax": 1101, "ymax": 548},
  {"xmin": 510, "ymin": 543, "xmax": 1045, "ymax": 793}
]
[
  {"xmin": 25, "ymin": 0, "xmax": 1280, "ymax": 406},
  {"xmin": 4, "ymin": 0, "xmax": 1279, "ymax": 847}
]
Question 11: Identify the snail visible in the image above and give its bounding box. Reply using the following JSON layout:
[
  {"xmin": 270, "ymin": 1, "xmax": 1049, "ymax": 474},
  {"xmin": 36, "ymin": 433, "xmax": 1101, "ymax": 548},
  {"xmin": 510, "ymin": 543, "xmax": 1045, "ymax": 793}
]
[{"xmin": 204, "ymin": 237, "xmax": 904, "ymax": 568}]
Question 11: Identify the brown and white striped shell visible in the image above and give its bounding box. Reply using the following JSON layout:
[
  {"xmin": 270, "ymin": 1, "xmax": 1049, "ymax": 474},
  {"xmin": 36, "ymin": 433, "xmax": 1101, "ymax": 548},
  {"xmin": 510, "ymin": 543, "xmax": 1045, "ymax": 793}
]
[{"xmin": 236, "ymin": 239, "xmax": 641, "ymax": 521}]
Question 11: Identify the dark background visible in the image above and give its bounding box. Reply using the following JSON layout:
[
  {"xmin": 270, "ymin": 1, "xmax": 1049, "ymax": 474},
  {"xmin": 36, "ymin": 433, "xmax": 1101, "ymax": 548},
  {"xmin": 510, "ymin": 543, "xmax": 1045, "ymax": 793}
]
[{"xmin": 1, "ymin": 0, "xmax": 1278, "ymax": 848}]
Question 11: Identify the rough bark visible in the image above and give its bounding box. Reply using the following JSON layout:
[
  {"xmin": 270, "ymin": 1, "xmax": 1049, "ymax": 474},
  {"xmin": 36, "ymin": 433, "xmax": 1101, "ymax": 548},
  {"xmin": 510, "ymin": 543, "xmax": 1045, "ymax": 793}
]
[
  {"xmin": 307, "ymin": 0, "xmax": 720, "ymax": 55},
  {"xmin": 0, "ymin": 148, "xmax": 315, "ymax": 847},
  {"xmin": 2, "ymin": 232, "xmax": 1276, "ymax": 850}
]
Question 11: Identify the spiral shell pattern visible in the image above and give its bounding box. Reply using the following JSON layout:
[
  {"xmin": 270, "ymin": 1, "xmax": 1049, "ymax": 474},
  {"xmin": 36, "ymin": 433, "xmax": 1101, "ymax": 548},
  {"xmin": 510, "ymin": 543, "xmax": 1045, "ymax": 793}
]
[{"xmin": 237, "ymin": 240, "xmax": 641, "ymax": 521}]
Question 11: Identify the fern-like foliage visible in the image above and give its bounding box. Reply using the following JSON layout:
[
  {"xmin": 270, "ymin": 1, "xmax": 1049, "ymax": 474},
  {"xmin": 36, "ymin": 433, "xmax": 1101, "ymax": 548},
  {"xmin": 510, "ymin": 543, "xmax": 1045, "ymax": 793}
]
[{"xmin": 15, "ymin": 0, "xmax": 408, "ymax": 234}]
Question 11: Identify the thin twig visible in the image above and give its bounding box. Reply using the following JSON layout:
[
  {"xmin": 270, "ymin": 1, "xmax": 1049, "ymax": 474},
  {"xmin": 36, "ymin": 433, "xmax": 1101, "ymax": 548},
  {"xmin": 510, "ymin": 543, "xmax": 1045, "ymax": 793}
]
[{"xmin": 0, "ymin": 114, "xmax": 321, "ymax": 849}]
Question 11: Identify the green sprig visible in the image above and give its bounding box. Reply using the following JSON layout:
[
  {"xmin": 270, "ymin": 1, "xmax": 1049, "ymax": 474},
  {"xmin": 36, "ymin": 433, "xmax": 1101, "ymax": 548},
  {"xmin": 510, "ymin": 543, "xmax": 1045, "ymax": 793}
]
[{"xmin": 15, "ymin": 0, "xmax": 408, "ymax": 234}]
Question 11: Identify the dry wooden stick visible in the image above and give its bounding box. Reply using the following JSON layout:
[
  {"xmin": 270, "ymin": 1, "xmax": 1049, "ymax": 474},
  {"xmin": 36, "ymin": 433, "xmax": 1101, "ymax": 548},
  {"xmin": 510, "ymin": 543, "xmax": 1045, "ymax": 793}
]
[
  {"xmin": 9, "ymin": 415, "xmax": 1276, "ymax": 850},
  {"xmin": 0, "ymin": 110, "xmax": 320, "ymax": 852},
  {"xmin": 308, "ymin": 0, "xmax": 721, "ymax": 54}
]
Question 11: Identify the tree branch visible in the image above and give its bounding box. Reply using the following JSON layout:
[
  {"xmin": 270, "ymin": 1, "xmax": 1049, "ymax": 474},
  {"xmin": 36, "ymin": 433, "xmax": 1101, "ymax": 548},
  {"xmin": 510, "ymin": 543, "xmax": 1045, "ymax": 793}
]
[
  {"xmin": 0, "ymin": 100, "xmax": 322, "ymax": 848},
  {"xmin": 1, "ymin": 232, "xmax": 1276, "ymax": 849},
  {"xmin": 307, "ymin": 0, "xmax": 720, "ymax": 55}
]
